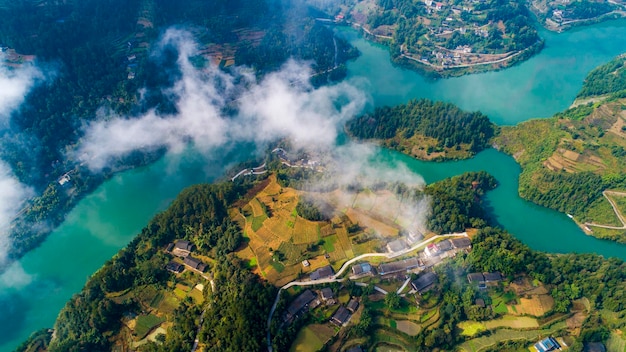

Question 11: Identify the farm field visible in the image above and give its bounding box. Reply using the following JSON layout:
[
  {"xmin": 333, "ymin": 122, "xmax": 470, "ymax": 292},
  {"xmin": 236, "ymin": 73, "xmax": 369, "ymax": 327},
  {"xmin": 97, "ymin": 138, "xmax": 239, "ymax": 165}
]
[
  {"xmin": 233, "ymin": 174, "xmax": 417, "ymax": 285},
  {"xmin": 290, "ymin": 324, "xmax": 335, "ymax": 352},
  {"xmin": 458, "ymin": 321, "xmax": 568, "ymax": 352}
]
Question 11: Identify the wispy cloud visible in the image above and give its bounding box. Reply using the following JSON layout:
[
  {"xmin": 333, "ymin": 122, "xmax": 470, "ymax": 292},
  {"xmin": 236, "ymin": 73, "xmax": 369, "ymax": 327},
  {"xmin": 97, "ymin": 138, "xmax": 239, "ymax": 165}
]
[
  {"xmin": 0, "ymin": 59, "xmax": 42, "ymax": 263},
  {"xmin": 0, "ymin": 161, "xmax": 33, "ymax": 264},
  {"xmin": 75, "ymin": 28, "xmax": 432, "ymax": 234},
  {"xmin": 75, "ymin": 28, "xmax": 367, "ymax": 170},
  {"xmin": 0, "ymin": 57, "xmax": 43, "ymax": 126}
]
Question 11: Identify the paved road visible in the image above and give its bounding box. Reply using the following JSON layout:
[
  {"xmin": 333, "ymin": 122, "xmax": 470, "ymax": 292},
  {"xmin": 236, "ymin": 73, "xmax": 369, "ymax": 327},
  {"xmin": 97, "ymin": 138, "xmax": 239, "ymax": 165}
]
[{"xmin": 265, "ymin": 232, "xmax": 468, "ymax": 351}]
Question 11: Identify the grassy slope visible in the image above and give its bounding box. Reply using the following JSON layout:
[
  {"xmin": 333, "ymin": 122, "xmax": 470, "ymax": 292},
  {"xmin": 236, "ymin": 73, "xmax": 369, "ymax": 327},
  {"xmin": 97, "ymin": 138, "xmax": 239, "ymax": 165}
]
[{"xmin": 495, "ymin": 98, "xmax": 626, "ymax": 243}]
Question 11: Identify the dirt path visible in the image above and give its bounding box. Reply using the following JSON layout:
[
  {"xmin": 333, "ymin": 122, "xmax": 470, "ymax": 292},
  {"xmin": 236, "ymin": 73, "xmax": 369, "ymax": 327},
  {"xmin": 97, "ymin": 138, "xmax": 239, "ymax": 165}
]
[{"xmin": 585, "ymin": 190, "xmax": 626, "ymax": 230}]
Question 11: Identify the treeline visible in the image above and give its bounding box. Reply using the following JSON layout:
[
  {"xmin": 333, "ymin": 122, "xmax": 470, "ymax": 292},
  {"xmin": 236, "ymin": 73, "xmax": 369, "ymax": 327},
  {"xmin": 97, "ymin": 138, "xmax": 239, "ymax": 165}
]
[
  {"xmin": 577, "ymin": 55, "xmax": 626, "ymax": 98},
  {"xmin": 39, "ymin": 176, "xmax": 276, "ymax": 351},
  {"xmin": 296, "ymin": 197, "xmax": 333, "ymax": 221},
  {"xmin": 347, "ymin": 99, "xmax": 495, "ymax": 155},
  {"xmin": 519, "ymin": 169, "xmax": 608, "ymax": 216},
  {"xmin": 470, "ymin": 227, "xmax": 626, "ymax": 314},
  {"xmin": 425, "ymin": 171, "xmax": 497, "ymax": 234}
]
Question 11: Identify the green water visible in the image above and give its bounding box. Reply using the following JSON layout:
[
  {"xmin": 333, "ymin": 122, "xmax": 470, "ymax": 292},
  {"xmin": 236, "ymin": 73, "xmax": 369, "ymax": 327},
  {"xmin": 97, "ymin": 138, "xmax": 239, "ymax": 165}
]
[
  {"xmin": 340, "ymin": 19, "xmax": 626, "ymax": 125},
  {"xmin": 3, "ymin": 20, "xmax": 626, "ymax": 352}
]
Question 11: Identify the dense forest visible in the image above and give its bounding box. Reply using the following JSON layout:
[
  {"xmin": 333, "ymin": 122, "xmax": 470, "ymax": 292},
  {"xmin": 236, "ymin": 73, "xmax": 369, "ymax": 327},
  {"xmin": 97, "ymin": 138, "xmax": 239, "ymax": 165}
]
[
  {"xmin": 425, "ymin": 171, "xmax": 497, "ymax": 233},
  {"xmin": 347, "ymin": 99, "xmax": 495, "ymax": 159},
  {"xmin": 16, "ymin": 164, "xmax": 626, "ymax": 351},
  {"xmin": 1, "ymin": 0, "xmax": 359, "ymax": 263},
  {"xmin": 28, "ymin": 173, "xmax": 276, "ymax": 351},
  {"xmin": 577, "ymin": 55, "xmax": 626, "ymax": 98}
]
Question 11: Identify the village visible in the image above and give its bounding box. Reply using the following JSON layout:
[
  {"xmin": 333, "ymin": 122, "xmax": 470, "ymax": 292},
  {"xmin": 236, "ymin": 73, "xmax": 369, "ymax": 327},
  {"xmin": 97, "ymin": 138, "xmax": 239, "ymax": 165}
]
[{"xmin": 316, "ymin": 0, "xmax": 542, "ymax": 73}]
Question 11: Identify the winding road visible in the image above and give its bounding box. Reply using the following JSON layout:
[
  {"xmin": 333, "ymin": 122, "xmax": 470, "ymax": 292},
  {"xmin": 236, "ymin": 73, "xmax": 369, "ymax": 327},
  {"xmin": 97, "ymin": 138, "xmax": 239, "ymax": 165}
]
[
  {"xmin": 265, "ymin": 232, "xmax": 468, "ymax": 351},
  {"xmin": 585, "ymin": 190, "xmax": 626, "ymax": 230}
]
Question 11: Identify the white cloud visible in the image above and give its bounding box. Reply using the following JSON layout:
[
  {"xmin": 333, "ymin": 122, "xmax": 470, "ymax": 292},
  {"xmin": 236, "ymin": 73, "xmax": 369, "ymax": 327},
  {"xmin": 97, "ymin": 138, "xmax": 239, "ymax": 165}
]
[
  {"xmin": 0, "ymin": 58, "xmax": 41, "ymax": 263},
  {"xmin": 0, "ymin": 161, "xmax": 33, "ymax": 264},
  {"xmin": 0, "ymin": 56, "xmax": 43, "ymax": 125},
  {"xmin": 75, "ymin": 28, "xmax": 367, "ymax": 170}
]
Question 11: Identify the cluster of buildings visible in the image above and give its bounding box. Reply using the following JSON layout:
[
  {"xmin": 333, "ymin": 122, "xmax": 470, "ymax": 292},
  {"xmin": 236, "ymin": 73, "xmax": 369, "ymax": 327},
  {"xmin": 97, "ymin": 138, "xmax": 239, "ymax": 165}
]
[
  {"xmin": 165, "ymin": 240, "xmax": 208, "ymax": 273},
  {"xmin": 283, "ymin": 288, "xmax": 360, "ymax": 327},
  {"xmin": 467, "ymin": 271, "xmax": 503, "ymax": 289},
  {"xmin": 272, "ymin": 148, "xmax": 322, "ymax": 171}
]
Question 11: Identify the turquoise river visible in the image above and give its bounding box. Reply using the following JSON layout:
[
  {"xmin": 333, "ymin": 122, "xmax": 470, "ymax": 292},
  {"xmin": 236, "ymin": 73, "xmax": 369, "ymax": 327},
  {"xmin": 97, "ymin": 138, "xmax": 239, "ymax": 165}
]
[{"xmin": 2, "ymin": 19, "xmax": 626, "ymax": 352}]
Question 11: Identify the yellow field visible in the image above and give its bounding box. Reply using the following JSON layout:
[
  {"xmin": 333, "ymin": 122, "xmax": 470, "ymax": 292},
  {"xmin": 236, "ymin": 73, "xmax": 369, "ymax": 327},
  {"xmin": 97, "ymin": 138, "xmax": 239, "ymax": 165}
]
[
  {"xmin": 345, "ymin": 208, "xmax": 400, "ymax": 237},
  {"xmin": 250, "ymin": 198, "xmax": 266, "ymax": 217},
  {"xmin": 510, "ymin": 294, "xmax": 554, "ymax": 316},
  {"xmin": 232, "ymin": 175, "xmax": 412, "ymax": 286},
  {"xmin": 293, "ymin": 217, "xmax": 320, "ymax": 244}
]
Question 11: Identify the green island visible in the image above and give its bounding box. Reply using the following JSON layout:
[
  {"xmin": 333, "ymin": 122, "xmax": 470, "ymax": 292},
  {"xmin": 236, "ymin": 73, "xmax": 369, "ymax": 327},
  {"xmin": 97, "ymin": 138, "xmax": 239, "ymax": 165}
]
[
  {"xmin": 346, "ymin": 99, "xmax": 496, "ymax": 161},
  {"xmin": 527, "ymin": 0, "xmax": 626, "ymax": 32},
  {"xmin": 310, "ymin": 0, "xmax": 542, "ymax": 77},
  {"xmin": 17, "ymin": 154, "xmax": 626, "ymax": 352},
  {"xmin": 495, "ymin": 54, "xmax": 626, "ymax": 243},
  {"xmin": 0, "ymin": 0, "xmax": 357, "ymax": 265}
]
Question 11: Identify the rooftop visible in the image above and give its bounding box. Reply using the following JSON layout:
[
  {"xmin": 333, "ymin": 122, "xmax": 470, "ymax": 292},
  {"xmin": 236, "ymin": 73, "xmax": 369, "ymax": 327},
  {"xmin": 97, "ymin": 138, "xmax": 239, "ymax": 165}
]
[
  {"xmin": 310, "ymin": 265, "xmax": 334, "ymax": 280},
  {"xmin": 534, "ymin": 337, "xmax": 561, "ymax": 352},
  {"xmin": 287, "ymin": 290, "xmax": 317, "ymax": 316},
  {"xmin": 321, "ymin": 288, "xmax": 334, "ymax": 300},
  {"xmin": 467, "ymin": 272, "xmax": 485, "ymax": 283},
  {"xmin": 451, "ymin": 237, "xmax": 472, "ymax": 249},
  {"xmin": 483, "ymin": 272, "xmax": 503, "ymax": 282},
  {"xmin": 347, "ymin": 298, "xmax": 359, "ymax": 312},
  {"xmin": 331, "ymin": 306, "xmax": 351, "ymax": 325},
  {"xmin": 411, "ymin": 272, "xmax": 437, "ymax": 293},
  {"xmin": 387, "ymin": 239, "xmax": 407, "ymax": 252},
  {"xmin": 378, "ymin": 257, "xmax": 420, "ymax": 275}
]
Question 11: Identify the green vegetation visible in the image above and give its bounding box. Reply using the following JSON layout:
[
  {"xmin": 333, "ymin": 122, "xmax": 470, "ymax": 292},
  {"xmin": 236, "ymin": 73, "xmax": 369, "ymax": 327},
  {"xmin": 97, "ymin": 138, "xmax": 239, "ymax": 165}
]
[
  {"xmin": 33, "ymin": 175, "xmax": 277, "ymax": 351},
  {"xmin": 347, "ymin": 99, "xmax": 496, "ymax": 160},
  {"xmin": 2, "ymin": 0, "xmax": 359, "ymax": 263},
  {"xmin": 135, "ymin": 315, "xmax": 164, "ymax": 340},
  {"xmin": 320, "ymin": 0, "xmax": 542, "ymax": 77},
  {"xmin": 528, "ymin": 0, "xmax": 625, "ymax": 31},
  {"xmin": 577, "ymin": 55, "xmax": 626, "ymax": 99},
  {"xmin": 296, "ymin": 197, "xmax": 333, "ymax": 221},
  {"xmin": 494, "ymin": 60, "xmax": 626, "ymax": 243},
  {"xmin": 425, "ymin": 171, "xmax": 497, "ymax": 233}
]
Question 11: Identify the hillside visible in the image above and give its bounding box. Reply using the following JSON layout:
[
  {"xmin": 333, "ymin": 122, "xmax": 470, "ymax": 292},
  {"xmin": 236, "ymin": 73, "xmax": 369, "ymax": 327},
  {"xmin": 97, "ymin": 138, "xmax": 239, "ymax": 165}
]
[
  {"xmin": 309, "ymin": 0, "xmax": 543, "ymax": 77},
  {"xmin": 347, "ymin": 99, "xmax": 496, "ymax": 161},
  {"xmin": 17, "ymin": 161, "xmax": 626, "ymax": 352},
  {"xmin": 1, "ymin": 0, "xmax": 359, "ymax": 263},
  {"xmin": 495, "ymin": 93, "xmax": 626, "ymax": 243},
  {"xmin": 527, "ymin": 0, "xmax": 626, "ymax": 31}
]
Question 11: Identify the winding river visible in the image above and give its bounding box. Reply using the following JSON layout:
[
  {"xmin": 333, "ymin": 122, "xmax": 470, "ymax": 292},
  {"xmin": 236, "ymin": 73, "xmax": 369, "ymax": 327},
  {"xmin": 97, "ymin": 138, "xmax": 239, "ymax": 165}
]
[{"xmin": 2, "ymin": 19, "xmax": 626, "ymax": 352}]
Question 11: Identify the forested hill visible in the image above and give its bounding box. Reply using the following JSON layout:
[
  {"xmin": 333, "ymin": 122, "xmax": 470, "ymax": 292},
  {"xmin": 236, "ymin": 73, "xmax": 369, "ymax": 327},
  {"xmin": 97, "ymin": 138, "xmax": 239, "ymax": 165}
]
[
  {"xmin": 17, "ymin": 168, "xmax": 626, "ymax": 351},
  {"xmin": 347, "ymin": 99, "xmax": 496, "ymax": 160},
  {"xmin": 577, "ymin": 54, "xmax": 626, "ymax": 99},
  {"xmin": 495, "ymin": 58, "xmax": 626, "ymax": 243},
  {"xmin": 1, "ymin": 0, "xmax": 359, "ymax": 263}
]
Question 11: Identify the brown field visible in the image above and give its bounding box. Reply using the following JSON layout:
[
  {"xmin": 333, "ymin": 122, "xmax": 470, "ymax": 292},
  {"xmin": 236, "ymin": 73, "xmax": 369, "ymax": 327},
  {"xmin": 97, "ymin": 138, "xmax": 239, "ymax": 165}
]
[
  {"xmin": 319, "ymin": 224, "xmax": 335, "ymax": 237},
  {"xmin": 396, "ymin": 320, "xmax": 421, "ymax": 336},
  {"xmin": 353, "ymin": 190, "xmax": 377, "ymax": 210},
  {"xmin": 510, "ymin": 294, "xmax": 554, "ymax": 316},
  {"xmin": 483, "ymin": 315, "xmax": 539, "ymax": 329},
  {"xmin": 293, "ymin": 217, "xmax": 320, "ymax": 244},
  {"xmin": 264, "ymin": 216, "xmax": 294, "ymax": 241},
  {"xmin": 336, "ymin": 227, "xmax": 354, "ymax": 259},
  {"xmin": 345, "ymin": 208, "xmax": 400, "ymax": 237},
  {"xmin": 235, "ymin": 246, "xmax": 256, "ymax": 263},
  {"xmin": 370, "ymin": 191, "xmax": 403, "ymax": 221},
  {"xmin": 250, "ymin": 198, "xmax": 266, "ymax": 217}
]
